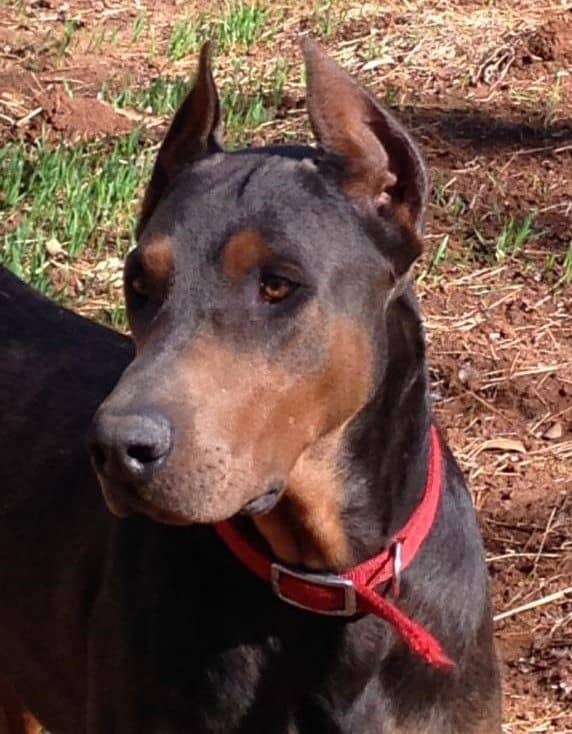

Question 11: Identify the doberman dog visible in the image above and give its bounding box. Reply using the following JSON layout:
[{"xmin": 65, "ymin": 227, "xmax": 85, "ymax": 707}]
[{"xmin": 0, "ymin": 40, "xmax": 501, "ymax": 733}]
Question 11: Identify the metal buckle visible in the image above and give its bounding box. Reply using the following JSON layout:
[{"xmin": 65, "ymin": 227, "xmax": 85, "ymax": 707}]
[
  {"xmin": 271, "ymin": 563, "xmax": 357, "ymax": 617},
  {"xmin": 391, "ymin": 540, "xmax": 403, "ymax": 598}
]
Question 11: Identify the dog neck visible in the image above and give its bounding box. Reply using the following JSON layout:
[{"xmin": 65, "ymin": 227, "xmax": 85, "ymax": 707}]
[{"xmin": 252, "ymin": 291, "xmax": 432, "ymax": 571}]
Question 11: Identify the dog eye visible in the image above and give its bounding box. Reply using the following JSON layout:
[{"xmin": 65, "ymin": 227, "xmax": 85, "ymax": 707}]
[
  {"xmin": 259, "ymin": 273, "xmax": 298, "ymax": 304},
  {"xmin": 130, "ymin": 276, "xmax": 149, "ymax": 297}
]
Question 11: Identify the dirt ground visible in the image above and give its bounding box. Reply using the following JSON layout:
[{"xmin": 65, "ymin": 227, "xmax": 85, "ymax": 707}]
[{"xmin": 1, "ymin": 1, "xmax": 571, "ymax": 732}]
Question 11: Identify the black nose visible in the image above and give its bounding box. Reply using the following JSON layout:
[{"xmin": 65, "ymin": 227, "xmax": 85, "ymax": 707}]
[{"xmin": 88, "ymin": 410, "xmax": 173, "ymax": 483}]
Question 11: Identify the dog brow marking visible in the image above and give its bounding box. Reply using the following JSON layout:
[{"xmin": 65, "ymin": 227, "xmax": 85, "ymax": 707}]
[
  {"xmin": 140, "ymin": 233, "xmax": 174, "ymax": 282},
  {"xmin": 222, "ymin": 228, "xmax": 271, "ymax": 282}
]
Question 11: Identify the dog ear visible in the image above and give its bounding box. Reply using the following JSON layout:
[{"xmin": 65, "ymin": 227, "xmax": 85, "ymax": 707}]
[
  {"xmin": 137, "ymin": 42, "xmax": 222, "ymax": 237},
  {"xmin": 302, "ymin": 38, "xmax": 428, "ymax": 265}
]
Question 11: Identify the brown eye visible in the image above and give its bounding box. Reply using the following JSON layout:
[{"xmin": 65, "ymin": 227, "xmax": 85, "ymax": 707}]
[{"xmin": 259, "ymin": 274, "xmax": 297, "ymax": 304}]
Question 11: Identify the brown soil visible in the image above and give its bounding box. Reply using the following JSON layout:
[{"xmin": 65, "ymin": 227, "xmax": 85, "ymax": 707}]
[
  {"xmin": 39, "ymin": 88, "xmax": 131, "ymax": 138},
  {"xmin": 0, "ymin": 1, "xmax": 571, "ymax": 731}
]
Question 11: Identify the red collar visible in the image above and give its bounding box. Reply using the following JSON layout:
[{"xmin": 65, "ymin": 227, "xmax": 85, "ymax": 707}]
[{"xmin": 215, "ymin": 424, "xmax": 453, "ymax": 670}]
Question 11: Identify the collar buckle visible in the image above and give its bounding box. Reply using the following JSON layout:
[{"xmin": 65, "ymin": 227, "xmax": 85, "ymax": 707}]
[
  {"xmin": 390, "ymin": 540, "xmax": 403, "ymax": 598},
  {"xmin": 271, "ymin": 563, "xmax": 357, "ymax": 617}
]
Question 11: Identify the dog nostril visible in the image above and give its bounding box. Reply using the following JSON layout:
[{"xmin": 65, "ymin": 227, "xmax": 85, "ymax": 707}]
[
  {"xmin": 119, "ymin": 412, "xmax": 173, "ymax": 477},
  {"xmin": 90, "ymin": 410, "xmax": 173, "ymax": 481},
  {"xmin": 126, "ymin": 442, "xmax": 165, "ymax": 466}
]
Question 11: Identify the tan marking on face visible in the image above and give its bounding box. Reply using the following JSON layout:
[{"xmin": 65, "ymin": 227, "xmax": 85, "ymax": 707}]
[
  {"xmin": 139, "ymin": 233, "xmax": 174, "ymax": 283},
  {"xmin": 222, "ymin": 228, "xmax": 271, "ymax": 282},
  {"xmin": 248, "ymin": 313, "xmax": 375, "ymax": 570},
  {"xmin": 112, "ymin": 307, "xmax": 373, "ymax": 539},
  {"xmin": 253, "ymin": 423, "xmax": 351, "ymax": 570}
]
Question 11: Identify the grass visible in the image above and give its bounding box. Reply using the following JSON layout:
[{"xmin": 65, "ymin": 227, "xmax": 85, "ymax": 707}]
[
  {"xmin": 167, "ymin": 14, "xmax": 207, "ymax": 61},
  {"xmin": 429, "ymin": 235, "xmax": 450, "ymax": 272},
  {"xmin": 417, "ymin": 234, "xmax": 451, "ymax": 285},
  {"xmin": 0, "ymin": 130, "xmax": 151, "ymax": 294},
  {"xmin": 53, "ymin": 19, "xmax": 81, "ymax": 59},
  {"xmin": 131, "ymin": 11, "xmax": 147, "ymax": 42},
  {"xmin": 560, "ymin": 240, "xmax": 572, "ymax": 284},
  {"xmin": 87, "ymin": 26, "xmax": 120, "ymax": 53},
  {"xmin": 101, "ymin": 76, "xmax": 189, "ymax": 116},
  {"xmin": 167, "ymin": 2, "xmax": 268, "ymax": 61},
  {"xmin": 223, "ymin": 87, "xmax": 269, "ymax": 145},
  {"xmin": 312, "ymin": 0, "xmax": 349, "ymax": 38},
  {"xmin": 1, "ymin": 47, "xmax": 286, "ymax": 299},
  {"xmin": 217, "ymin": 2, "xmax": 268, "ymax": 49},
  {"xmin": 101, "ymin": 75, "xmax": 271, "ymax": 144},
  {"xmin": 468, "ymin": 213, "xmax": 536, "ymax": 265},
  {"xmin": 102, "ymin": 56, "xmax": 287, "ymax": 146},
  {"xmin": 494, "ymin": 214, "xmax": 535, "ymax": 261},
  {"xmin": 542, "ymin": 246, "xmax": 572, "ymax": 285}
]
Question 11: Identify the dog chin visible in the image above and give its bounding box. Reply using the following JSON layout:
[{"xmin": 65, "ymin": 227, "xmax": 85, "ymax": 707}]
[
  {"xmin": 98, "ymin": 477, "xmax": 286, "ymax": 526},
  {"xmin": 98, "ymin": 478, "xmax": 190, "ymax": 525}
]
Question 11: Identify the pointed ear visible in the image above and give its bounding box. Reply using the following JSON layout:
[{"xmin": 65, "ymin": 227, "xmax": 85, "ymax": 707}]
[
  {"xmin": 302, "ymin": 38, "xmax": 428, "ymax": 255},
  {"xmin": 137, "ymin": 42, "xmax": 223, "ymax": 237}
]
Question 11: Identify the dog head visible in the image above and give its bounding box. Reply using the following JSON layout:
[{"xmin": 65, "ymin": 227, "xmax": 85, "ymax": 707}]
[{"xmin": 89, "ymin": 40, "xmax": 428, "ymax": 530}]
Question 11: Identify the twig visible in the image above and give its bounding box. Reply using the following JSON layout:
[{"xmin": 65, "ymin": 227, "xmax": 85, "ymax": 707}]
[
  {"xmin": 494, "ymin": 586, "xmax": 572, "ymax": 622},
  {"xmin": 532, "ymin": 503, "xmax": 559, "ymax": 574},
  {"xmin": 486, "ymin": 552, "xmax": 560, "ymax": 562},
  {"xmin": 16, "ymin": 106, "xmax": 43, "ymax": 127}
]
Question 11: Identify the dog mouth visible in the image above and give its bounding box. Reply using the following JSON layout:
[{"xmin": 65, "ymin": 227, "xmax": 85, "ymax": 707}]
[
  {"xmin": 239, "ymin": 482, "xmax": 286, "ymax": 517},
  {"xmin": 99, "ymin": 475, "xmax": 287, "ymax": 524}
]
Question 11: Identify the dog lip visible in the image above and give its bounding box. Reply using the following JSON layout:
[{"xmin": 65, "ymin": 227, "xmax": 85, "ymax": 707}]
[
  {"xmin": 239, "ymin": 483, "xmax": 286, "ymax": 517},
  {"xmin": 101, "ymin": 479, "xmax": 193, "ymax": 526},
  {"xmin": 95, "ymin": 474, "xmax": 175, "ymax": 524},
  {"xmin": 97, "ymin": 475, "xmax": 286, "ymax": 525}
]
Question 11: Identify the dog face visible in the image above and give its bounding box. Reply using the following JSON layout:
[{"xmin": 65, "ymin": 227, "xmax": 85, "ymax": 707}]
[{"xmin": 89, "ymin": 40, "xmax": 427, "ymax": 526}]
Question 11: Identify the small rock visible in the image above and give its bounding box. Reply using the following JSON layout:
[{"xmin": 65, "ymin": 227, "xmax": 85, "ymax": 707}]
[
  {"xmin": 543, "ymin": 421, "xmax": 563, "ymax": 440},
  {"xmin": 45, "ymin": 237, "xmax": 64, "ymax": 257},
  {"xmin": 458, "ymin": 365, "xmax": 479, "ymax": 389}
]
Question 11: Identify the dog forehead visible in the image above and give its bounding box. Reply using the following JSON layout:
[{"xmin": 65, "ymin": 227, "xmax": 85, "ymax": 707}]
[
  {"xmin": 172, "ymin": 150, "xmax": 336, "ymax": 214},
  {"xmin": 163, "ymin": 155, "xmax": 361, "ymax": 248},
  {"xmin": 189, "ymin": 151, "xmax": 322, "ymax": 204},
  {"xmin": 150, "ymin": 154, "xmax": 302, "ymax": 235},
  {"xmin": 143, "ymin": 152, "xmax": 390, "ymax": 289}
]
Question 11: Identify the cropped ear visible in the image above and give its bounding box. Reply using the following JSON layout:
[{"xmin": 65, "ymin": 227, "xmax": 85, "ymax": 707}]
[
  {"xmin": 302, "ymin": 38, "xmax": 428, "ymax": 267},
  {"xmin": 137, "ymin": 42, "xmax": 223, "ymax": 237}
]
